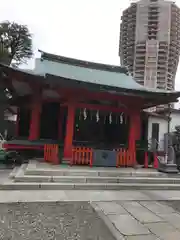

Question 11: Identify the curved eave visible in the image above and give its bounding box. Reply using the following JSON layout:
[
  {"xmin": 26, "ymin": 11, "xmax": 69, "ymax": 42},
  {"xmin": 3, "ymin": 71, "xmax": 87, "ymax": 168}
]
[
  {"xmin": 45, "ymin": 74, "xmax": 180, "ymax": 101},
  {"xmin": 0, "ymin": 63, "xmax": 180, "ymax": 109}
]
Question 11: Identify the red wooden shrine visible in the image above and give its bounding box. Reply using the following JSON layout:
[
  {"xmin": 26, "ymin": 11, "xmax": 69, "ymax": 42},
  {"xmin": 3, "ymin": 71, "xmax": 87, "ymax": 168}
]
[{"xmin": 1, "ymin": 50, "xmax": 180, "ymax": 167}]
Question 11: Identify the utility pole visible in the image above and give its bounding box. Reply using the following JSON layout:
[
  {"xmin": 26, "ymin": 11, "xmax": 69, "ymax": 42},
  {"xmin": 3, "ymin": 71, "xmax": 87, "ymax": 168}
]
[{"xmin": 165, "ymin": 103, "xmax": 171, "ymax": 164}]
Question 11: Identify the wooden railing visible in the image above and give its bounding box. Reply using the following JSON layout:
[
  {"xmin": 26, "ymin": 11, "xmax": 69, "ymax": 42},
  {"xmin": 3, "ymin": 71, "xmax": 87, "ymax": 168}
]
[
  {"xmin": 115, "ymin": 148, "xmax": 135, "ymax": 167},
  {"xmin": 140, "ymin": 151, "xmax": 159, "ymax": 169},
  {"xmin": 44, "ymin": 144, "xmax": 59, "ymax": 164},
  {"xmin": 71, "ymin": 147, "xmax": 93, "ymax": 166},
  {"xmin": 116, "ymin": 149, "xmax": 159, "ymax": 169},
  {"xmin": 71, "ymin": 147, "xmax": 136, "ymax": 167}
]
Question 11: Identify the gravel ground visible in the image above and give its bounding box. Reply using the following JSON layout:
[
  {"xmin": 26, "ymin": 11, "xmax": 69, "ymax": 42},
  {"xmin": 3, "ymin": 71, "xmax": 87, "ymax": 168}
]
[{"xmin": 0, "ymin": 202, "xmax": 115, "ymax": 240}]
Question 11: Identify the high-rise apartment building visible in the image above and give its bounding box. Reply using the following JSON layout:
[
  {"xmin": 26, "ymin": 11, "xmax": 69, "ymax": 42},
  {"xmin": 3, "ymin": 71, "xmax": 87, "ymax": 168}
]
[{"xmin": 119, "ymin": 0, "xmax": 180, "ymax": 91}]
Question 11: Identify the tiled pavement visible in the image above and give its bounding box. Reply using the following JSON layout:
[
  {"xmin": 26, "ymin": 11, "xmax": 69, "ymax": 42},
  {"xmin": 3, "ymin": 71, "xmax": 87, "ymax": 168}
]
[
  {"xmin": 92, "ymin": 200, "xmax": 180, "ymax": 240},
  {"xmin": 0, "ymin": 190, "xmax": 180, "ymax": 239},
  {"xmin": 2, "ymin": 167, "xmax": 180, "ymax": 240}
]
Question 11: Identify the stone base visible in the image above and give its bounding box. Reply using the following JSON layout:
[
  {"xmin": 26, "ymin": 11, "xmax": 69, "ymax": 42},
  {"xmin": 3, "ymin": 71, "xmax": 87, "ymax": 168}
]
[{"xmin": 158, "ymin": 163, "xmax": 179, "ymax": 174}]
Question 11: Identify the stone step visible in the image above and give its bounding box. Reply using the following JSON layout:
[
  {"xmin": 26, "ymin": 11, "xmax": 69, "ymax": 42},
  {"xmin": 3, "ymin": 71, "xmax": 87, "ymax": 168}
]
[
  {"xmin": 24, "ymin": 168, "xmax": 168, "ymax": 178},
  {"xmin": 13, "ymin": 175, "xmax": 180, "ymax": 184},
  {"xmin": 1, "ymin": 182, "xmax": 180, "ymax": 190}
]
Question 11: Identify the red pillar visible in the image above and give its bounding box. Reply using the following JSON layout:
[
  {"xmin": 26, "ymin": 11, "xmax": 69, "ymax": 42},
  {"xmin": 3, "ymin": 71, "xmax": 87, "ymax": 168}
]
[
  {"xmin": 29, "ymin": 97, "xmax": 42, "ymax": 141},
  {"xmin": 15, "ymin": 107, "xmax": 19, "ymax": 137},
  {"xmin": 129, "ymin": 111, "xmax": 141, "ymax": 166},
  {"xmin": 133, "ymin": 112, "xmax": 141, "ymax": 140},
  {"xmin": 58, "ymin": 106, "xmax": 64, "ymax": 140},
  {"xmin": 63, "ymin": 104, "xmax": 75, "ymax": 161}
]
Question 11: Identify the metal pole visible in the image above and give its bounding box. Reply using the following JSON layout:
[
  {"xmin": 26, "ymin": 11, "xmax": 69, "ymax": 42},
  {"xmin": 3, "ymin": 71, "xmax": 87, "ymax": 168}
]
[
  {"xmin": 167, "ymin": 104, "xmax": 171, "ymax": 136},
  {"xmin": 165, "ymin": 103, "xmax": 171, "ymax": 163}
]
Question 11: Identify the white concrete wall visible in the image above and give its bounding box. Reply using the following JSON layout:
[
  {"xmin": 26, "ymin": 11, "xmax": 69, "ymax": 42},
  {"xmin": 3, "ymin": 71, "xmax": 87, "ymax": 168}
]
[
  {"xmin": 148, "ymin": 113, "xmax": 180, "ymax": 150},
  {"xmin": 148, "ymin": 116, "xmax": 168, "ymax": 150},
  {"xmin": 169, "ymin": 112, "xmax": 180, "ymax": 132}
]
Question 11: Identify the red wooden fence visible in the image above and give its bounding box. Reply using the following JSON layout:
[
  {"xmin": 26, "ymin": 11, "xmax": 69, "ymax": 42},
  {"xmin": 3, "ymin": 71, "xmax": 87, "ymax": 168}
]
[
  {"xmin": 44, "ymin": 144, "xmax": 59, "ymax": 164},
  {"xmin": 71, "ymin": 147, "xmax": 136, "ymax": 167},
  {"xmin": 71, "ymin": 147, "xmax": 93, "ymax": 166},
  {"xmin": 115, "ymin": 148, "xmax": 135, "ymax": 167}
]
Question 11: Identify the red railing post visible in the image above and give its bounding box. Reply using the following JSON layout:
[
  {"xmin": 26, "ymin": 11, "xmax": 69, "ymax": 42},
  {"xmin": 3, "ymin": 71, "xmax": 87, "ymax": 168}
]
[
  {"xmin": 89, "ymin": 149, "xmax": 93, "ymax": 167},
  {"xmin": 52, "ymin": 144, "xmax": 59, "ymax": 165},
  {"xmin": 153, "ymin": 152, "xmax": 159, "ymax": 169},
  {"xmin": 144, "ymin": 151, "xmax": 148, "ymax": 168}
]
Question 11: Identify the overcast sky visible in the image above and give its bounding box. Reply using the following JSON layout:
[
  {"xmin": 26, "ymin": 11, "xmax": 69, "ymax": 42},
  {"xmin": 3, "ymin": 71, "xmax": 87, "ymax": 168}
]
[{"xmin": 1, "ymin": 0, "xmax": 180, "ymax": 98}]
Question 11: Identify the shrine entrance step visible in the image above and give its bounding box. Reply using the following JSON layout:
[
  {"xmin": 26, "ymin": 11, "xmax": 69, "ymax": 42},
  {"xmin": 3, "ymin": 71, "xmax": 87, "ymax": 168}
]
[
  {"xmin": 3, "ymin": 160, "xmax": 180, "ymax": 190},
  {"xmin": 22, "ymin": 160, "xmax": 165, "ymax": 177}
]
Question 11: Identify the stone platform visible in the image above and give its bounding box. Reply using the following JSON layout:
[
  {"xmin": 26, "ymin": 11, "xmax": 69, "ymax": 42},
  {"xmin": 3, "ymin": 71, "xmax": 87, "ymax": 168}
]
[{"xmin": 0, "ymin": 160, "xmax": 179, "ymax": 190}]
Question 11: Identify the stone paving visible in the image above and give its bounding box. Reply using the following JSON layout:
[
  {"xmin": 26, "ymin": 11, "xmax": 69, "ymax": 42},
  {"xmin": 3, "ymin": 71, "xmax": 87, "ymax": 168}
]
[
  {"xmin": 92, "ymin": 200, "xmax": 180, "ymax": 239},
  {"xmin": 3, "ymin": 164, "xmax": 180, "ymax": 239},
  {"xmin": 1, "ymin": 189, "xmax": 180, "ymax": 202},
  {"xmin": 0, "ymin": 190, "xmax": 180, "ymax": 239},
  {"xmin": 2, "ymin": 199, "xmax": 180, "ymax": 240}
]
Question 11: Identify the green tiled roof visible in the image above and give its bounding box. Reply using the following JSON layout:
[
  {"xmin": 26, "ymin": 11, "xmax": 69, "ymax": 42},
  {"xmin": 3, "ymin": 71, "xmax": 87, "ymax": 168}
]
[{"xmin": 37, "ymin": 50, "xmax": 175, "ymax": 94}]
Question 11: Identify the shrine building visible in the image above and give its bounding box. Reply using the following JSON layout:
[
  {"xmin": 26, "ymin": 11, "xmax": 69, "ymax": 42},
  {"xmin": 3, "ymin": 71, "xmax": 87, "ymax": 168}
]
[{"xmin": 1, "ymin": 50, "xmax": 180, "ymax": 167}]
